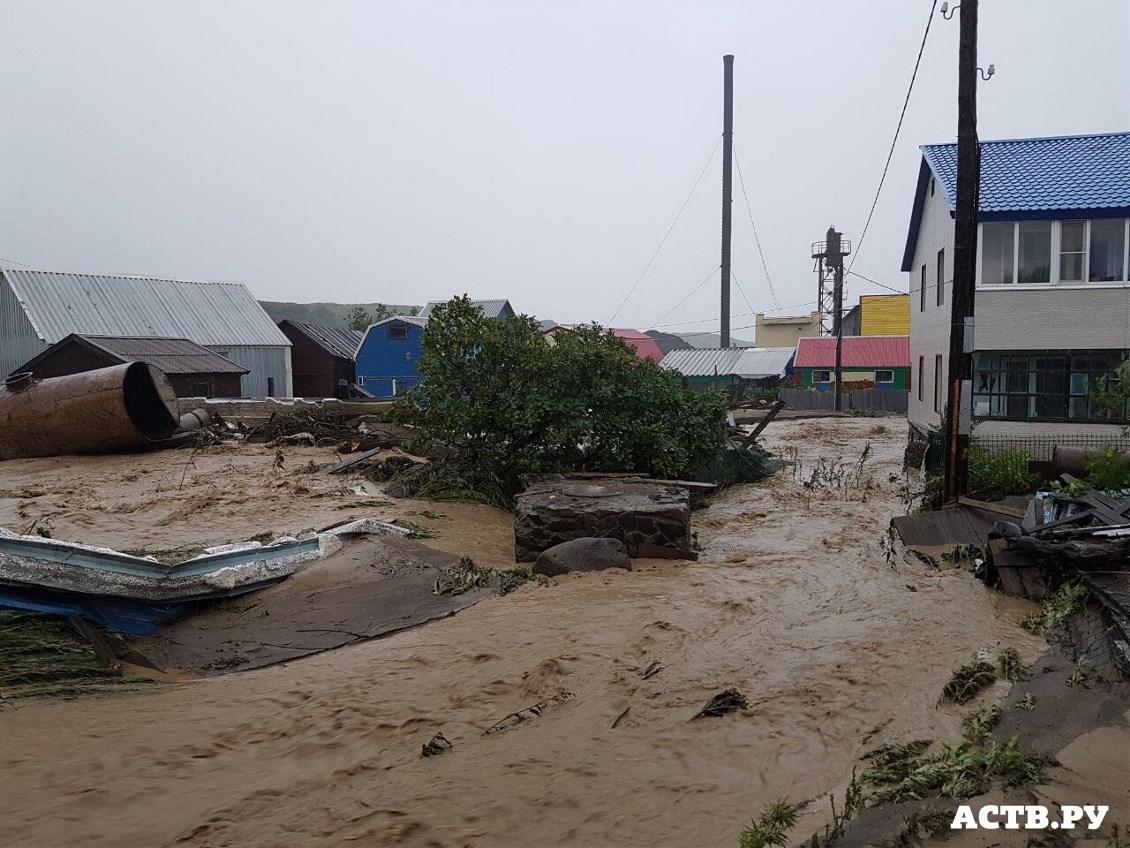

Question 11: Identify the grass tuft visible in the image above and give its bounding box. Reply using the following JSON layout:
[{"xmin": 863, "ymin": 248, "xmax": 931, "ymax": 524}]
[
  {"xmin": 940, "ymin": 659, "xmax": 997, "ymax": 705},
  {"xmin": 1021, "ymin": 583, "xmax": 1087, "ymax": 635},
  {"xmin": 738, "ymin": 800, "xmax": 800, "ymax": 848}
]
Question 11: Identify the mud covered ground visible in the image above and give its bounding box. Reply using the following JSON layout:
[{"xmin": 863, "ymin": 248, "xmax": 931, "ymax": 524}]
[{"xmin": 0, "ymin": 418, "xmax": 1125, "ymax": 847}]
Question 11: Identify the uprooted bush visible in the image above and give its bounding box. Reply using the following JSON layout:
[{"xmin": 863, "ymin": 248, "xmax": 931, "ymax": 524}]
[{"xmin": 392, "ymin": 297, "xmax": 763, "ymax": 505}]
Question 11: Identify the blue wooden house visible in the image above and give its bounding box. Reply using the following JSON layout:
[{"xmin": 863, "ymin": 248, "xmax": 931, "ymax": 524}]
[{"xmin": 354, "ymin": 316, "xmax": 429, "ymax": 398}]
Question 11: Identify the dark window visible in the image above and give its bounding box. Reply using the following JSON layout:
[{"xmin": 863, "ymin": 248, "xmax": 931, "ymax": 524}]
[
  {"xmin": 934, "ymin": 354, "xmax": 943, "ymax": 414},
  {"xmin": 972, "ymin": 349, "xmax": 1128, "ymax": 422},
  {"xmin": 917, "ymin": 356, "xmax": 924, "ymax": 402},
  {"xmin": 875, "ymin": 370, "xmax": 894, "ymax": 384},
  {"xmin": 920, "ymin": 264, "xmax": 927, "ymax": 311},
  {"xmin": 812, "ymin": 370, "xmax": 831, "ymax": 383},
  {"xmin": 191, "ymin": 381, "xmax": 210, "ymax": 396},
  {"xmin": 387, "ymin": 325, "xmax": 409, "ymax": 340},
  {"xmin": 930, "ymin": 178, "xmax": 935, "ymax": 197},
  {"xmin": 267, "ymin": 377, "xmax": 275, "ymax": 397},
  {"xmin": 936, "ymin": 248, "xmax": 945, "ymax": 306}
]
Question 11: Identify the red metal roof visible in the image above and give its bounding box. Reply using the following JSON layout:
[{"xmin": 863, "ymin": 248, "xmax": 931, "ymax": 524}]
[
  {"xmin": 611, "ymin": 329, "xmax": 664, "ymax": 363},
  {"xmin": 794, "ymin": 335, "xmax": 910, "ymax": 368}
]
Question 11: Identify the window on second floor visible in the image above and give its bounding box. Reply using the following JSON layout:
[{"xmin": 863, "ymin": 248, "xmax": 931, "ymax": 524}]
[
  {"xmin": 387, "ymin": 325, "xmax": 409, "ymax": 340},
  {"xmin": 936, "ymin": 248, "xmax": 945, "ymax": 305},
  {"xmin": 919, "ymin": 264, "xmax": 927, "ymax": 311},
  {"xmin": 980, "ymin": 219, "xmax": 1129, "ymax": 286}
]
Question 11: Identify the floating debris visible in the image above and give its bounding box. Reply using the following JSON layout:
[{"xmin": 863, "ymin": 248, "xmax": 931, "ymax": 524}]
[
  {"xmin": 433, "ymin": 557, "xmax": 494, "ymax": 596},
  {"xmin": 693, "ymin": 688, "xmax": 748, "ymax": 719},
  {"xmin": 483, "ymin": 692, "xmax": 575, "ymax": 735},
  {"xmin": 940, "ymin": 659, "xmax": 997, "ymax": 705},
  {"xmin": 421, "ymin": 732, "xmax": 453, "ymax": 757},
  {"xmin": 1012, "ymin": 693, "xmax": 1037, "ymax": 711},
  {"xmin": 641, "ymin": 659, "xmax": 664, "ymax": 680}
]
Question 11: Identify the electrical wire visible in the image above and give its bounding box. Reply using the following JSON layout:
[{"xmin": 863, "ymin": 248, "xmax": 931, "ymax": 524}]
[
  {"xmin": 608, "ymin": 134, "xmax": 723, "ymax": 325},
  {"xmin": 730, "ymin": 266, "xmax": 756, "ymax": 316},
  {"xmin": 649, "ymin": 265, "xmax": 720, "ymax": 329},
  {"xmin": 0, "ymin": 256, "xmax": 32, "ymax": 268},
  {"xmin": 848, "ymin": 0, "xmax": 939, "ymax": 273},
  {"xmin": 732, "ymin": 148, "xmax": 782, "ymax": 311}
]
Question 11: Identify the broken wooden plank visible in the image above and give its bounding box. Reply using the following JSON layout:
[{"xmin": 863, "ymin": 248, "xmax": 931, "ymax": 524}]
[
  {"xmin": 957, "ymin": 496, "xmax": 1027, "ymax": 519},
  {"xmin": 317, "ymin": 447, "xmax": 383, "ymax": 476},
  {"xmin": 743, "ymin": 399, "xmax": 785, "ymax": 443}
]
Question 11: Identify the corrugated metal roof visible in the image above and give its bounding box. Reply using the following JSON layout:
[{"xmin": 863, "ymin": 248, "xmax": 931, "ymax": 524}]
[
  {"xmin": 280, "ymin": 320, "xmax": 361, "ymax": 360},
  {"xmin": 610, "ymin": 329, "xmax": 664, "ymax": 363},
  {"xmin": 1, "ymin": 269, "xmax": 290, "ymax": 347},
  {"xmin": 78, "ymin": 335, "xmax": 248, "ymax": 374},
  {"xmin": 794, "ymin": 336, "xmax": 910, "ymax": 369},
  {"xmin": 922, "ymin": 132, "xmax": 1130, "ymax": 214},
  {"xmin": 418, "ymin": 299, "xmax": 514, "ymax": 319},
  {"xmin": 660, "ymin": 347, "xmax": 795, "ymax": 378}
]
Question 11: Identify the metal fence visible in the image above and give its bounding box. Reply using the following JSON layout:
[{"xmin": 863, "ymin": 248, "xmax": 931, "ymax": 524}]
[
  {"xmin": 971, "ymin": 432, "xmax": 1130, "ymax": 461},
  {"xmin": 780, "ymin": 387, "xmax": 908, "ymax": 414}
]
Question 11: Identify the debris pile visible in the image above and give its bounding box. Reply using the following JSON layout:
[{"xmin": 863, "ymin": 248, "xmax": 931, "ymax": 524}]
[{"xmin": 514, "ymin": 476, "xmax": 699, "ymax": 562}]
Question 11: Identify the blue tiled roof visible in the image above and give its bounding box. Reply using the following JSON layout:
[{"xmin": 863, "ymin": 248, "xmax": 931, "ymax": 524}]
[
  {"xmin": 901, "ymin": 131, "xmax": 1130, "ymax": 270},
  {"xmin": 923, "ymin": 131, "xmax": 1130, "ymax": 214}
]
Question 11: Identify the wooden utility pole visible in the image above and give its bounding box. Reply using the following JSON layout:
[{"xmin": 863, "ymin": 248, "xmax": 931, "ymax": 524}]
[
  {"xmin": 720, "ymin": 54, "xmax": 734, "ymax": 348},
  {"xmin": 944, "ymin": 0, "xmax": 980, "ymax": 503}
]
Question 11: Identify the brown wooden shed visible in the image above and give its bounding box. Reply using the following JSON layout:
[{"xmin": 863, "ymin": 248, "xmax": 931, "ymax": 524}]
[
  {"xmin": 277, "ymin": 320, "xmax": 361, "ymax": 399},
  {"xmin": 13, "ymin": 334, "xmax": 248, "ymax": 398}
]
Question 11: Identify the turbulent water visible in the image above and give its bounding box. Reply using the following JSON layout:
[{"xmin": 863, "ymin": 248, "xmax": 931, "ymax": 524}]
[{"xmin": 0, "ymin": 420, "xmax": 1054, "ymax": 847}]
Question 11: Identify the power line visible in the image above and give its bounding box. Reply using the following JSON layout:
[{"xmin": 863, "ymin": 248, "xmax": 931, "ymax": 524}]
[
  {"xmin": 649, "ymin": 265, "xmax": 720, "ymax": 328},
  {"xmin": 650, "ymin": 299, "xmax": 819, "ymax": 330},
  {"xmin": 730, "ymin": 266, "xmax": 756, "ymax": 315},
  {"xmin": 0, "ymin": 256, "xmax": 32, "ymax": 268},
  {"xmin": 848, "ymin": 0, "xmax": 939, "ymax": 273},
  {"xmin": 847, "ymin": 269, "xmax": 908, "ymax": 295},
  {"xmin": 608, "ymin": 134, "xmax": 723, "ymax": 325},
  {"xmin": 732, "ymin": 148, "xmax": 781, "ymax": 311}
]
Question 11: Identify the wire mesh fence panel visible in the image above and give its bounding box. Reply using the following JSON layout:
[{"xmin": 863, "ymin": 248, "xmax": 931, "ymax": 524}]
[{"xmin": 972, "ymin": 432, "xmax": 1130, "ymax": 461}]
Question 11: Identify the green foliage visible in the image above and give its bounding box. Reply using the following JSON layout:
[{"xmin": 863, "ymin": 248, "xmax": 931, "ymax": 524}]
[
  {"xmin": 393, "ymin": 297, "xmax": 730, "ymax": 500},
  {"xmin": 862, "ymin": 736, "xmax": 1055, "ymax": 805},
  {"xmin": 962, "ymin": 703, "xmax": 1002, "ymax": 743},
  {"xmin": 741, "ymin": 385, "xmax": 780, "ymax": 403},
  {"xmin": 998, "ymin": 648, "xmax": 1031, "ymax": 682},
  {"xmin": 1091, "ymin": 358, "xmax": 1130, "ymax": 419},
  {"xmin": 346, "ymin": 303, "xmax": 393, "ymax": 331},
  {"xmin": 738, "ymin": 800, "xmax": 800, "ymax": 848},
  {"xmin": 1021, "ymin": 582, "xmax": 1087, "ymax": 635},
  {"xmin": 0, "ymin": 611, "xmax": 119, "ymax": 692},
  {"xmin": 940, "ymin": 658, "xmax": 997, "ymax": 705},
  {"xmin": 1084, "ymin": 448, "xmax": 1130, "ymax": 491},
  {"xmin": 967, "ymin": 446, "xmax": 1040, "ymax": 500}
]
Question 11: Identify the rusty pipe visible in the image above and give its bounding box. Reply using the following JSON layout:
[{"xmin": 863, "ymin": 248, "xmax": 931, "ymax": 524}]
[
  {"xmin": 1051, "ymin": 445, "xmax": 1130, "ymax": 479},
  {"xmin": 0, "ymin": 363, "xmax": 179, "ymax": 460}
]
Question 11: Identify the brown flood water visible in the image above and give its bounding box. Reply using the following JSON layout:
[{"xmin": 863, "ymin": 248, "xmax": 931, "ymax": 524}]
[{"xmin": 0, "ymin": 420, "xmax": 1063, "ymax": 847}]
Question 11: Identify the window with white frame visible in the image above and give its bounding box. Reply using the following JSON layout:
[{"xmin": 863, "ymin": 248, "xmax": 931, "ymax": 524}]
[
  {"xmin": 812, "ymin": 370, "xmax": 831, "ymax": 383},
  {"xmin": 979, "ymin": 219, "xmax": 1130, "ymax": 285}
]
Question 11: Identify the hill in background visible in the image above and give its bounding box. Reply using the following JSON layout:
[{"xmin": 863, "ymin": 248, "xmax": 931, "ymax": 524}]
[{"xmin": 260, "ymin": 301, "xmax": 420, "ymax": 329}]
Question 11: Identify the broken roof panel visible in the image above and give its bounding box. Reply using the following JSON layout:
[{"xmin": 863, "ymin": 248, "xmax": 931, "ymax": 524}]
[{"xmin": 660, "ymin": 347, "xmax": 795, "ymax": 378}]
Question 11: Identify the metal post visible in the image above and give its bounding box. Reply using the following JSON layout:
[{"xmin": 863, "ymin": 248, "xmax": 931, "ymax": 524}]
[
  {"xmin": 833, "ymin": 238, "xmax": 844, "ymax": 413},
  {"xmin": 720, "ymin": 54, "xmax": 734, "ymax": 349},
  {"xmin": 944, "ymin": 0, "xmax": 979, "ymax": 503}
]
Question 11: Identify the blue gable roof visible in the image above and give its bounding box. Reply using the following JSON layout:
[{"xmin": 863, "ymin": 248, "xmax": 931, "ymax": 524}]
[{"xmin": 901, "ymin": 131, "xmax": 1130, "ymax": 271}]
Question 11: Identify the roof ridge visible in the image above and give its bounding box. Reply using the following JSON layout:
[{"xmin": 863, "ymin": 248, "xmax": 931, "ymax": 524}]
[
  {"xmin": 921, "ymin": 129, "xmax": 1130, "ymax": 149},
  {"xmin": 2, "ymin": 268, "xmax": 245, "ymax": 287}
]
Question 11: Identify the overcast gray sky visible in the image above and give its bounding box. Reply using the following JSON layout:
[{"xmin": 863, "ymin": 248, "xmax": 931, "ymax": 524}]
[{"xmin": 2, "ymin": 0, "xmax": 1128, "ymax": 334}]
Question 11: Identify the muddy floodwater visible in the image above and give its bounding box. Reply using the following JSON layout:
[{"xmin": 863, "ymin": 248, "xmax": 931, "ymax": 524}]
[{"xmin": 0, "ymin": 419, "xmax": 1102, "ymax": 847}]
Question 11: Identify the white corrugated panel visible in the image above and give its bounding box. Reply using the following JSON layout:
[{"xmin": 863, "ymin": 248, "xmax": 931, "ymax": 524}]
[
  {"xmin": 660, "ymin": 347, "xmax": 794, "ymax": 378},
  {"xmin": 2, "ymin": 270, "xmax": 290, "ymax": 347}
]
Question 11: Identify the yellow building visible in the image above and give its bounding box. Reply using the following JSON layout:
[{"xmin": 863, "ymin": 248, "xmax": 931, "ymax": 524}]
[
  {"xmin": 858, "ymin": 294, "xmax": 910, "ymax": 336},
  {"xmin": 754, "ymin": 311, "xmax": 820, "ymax": 348}
]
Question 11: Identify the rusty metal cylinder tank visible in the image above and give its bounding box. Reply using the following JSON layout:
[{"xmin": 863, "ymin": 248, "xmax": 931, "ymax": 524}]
[
  {"xmin": 1051, "ymin": 445, "xmax": 1130, "ymax": 478},
  {"xmin": 0, "ymin": 363, "xmax": 179, "ymax": 460}
]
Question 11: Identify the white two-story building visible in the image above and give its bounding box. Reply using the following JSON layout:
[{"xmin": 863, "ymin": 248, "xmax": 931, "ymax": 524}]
[{"xmin": 903, "ymin": 131, "xmax": 1130, "ymax": 441}]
